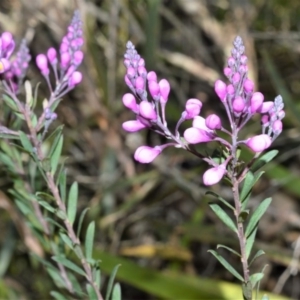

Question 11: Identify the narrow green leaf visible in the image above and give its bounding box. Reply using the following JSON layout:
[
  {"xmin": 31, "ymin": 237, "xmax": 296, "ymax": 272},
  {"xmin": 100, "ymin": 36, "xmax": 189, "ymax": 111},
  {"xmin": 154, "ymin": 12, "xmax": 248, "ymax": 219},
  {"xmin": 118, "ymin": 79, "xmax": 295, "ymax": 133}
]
[
  {"xmin": 59, "ymin": 169, "xmax": 67, "ymax": 203},
  {"xmin": 209, "ymin": 204, "xmax": 237, "ymax": 232},
  {"xmin": 251, "ymin": 150, "xmax": 278, "ymax": 173},
  {"xmin": 50, "ymin": 135, "xmax": 63, "ymax": 175},
  {"xmin": 60, "ymin": 232, "xmax": 74, "ymax": 250},
  {"xmin": 206, "ymin": 191, "xmax": 234, "ymax": 210},
  {"xmin": 67, "ymin": 272, "xmax": 85, "ymax": 296},
  {"xmin": 246, "ymin": 227, "xmax": 257, "ymax": 259},
  {"xmin": 77, "ymin": 207, "xmax": 90, "ymax": 237},
  {"xmin": 48, "ymin": 128, "xmax": 63, "ymax": 158},
  {"xmin": 93, "ymin": 267, "xmax": 101, "ymax": 289},
  {"xmin": 242, "ymin": 281, "xmax": 252, "ymax": 300},
  {"xmin": 67, "ymin": 182, "xmax": 78, "ymax": 225},
  {"xmin": 52, "ymin": 255, "xmax": 86, "ymax": 277},
  {"xmin": 250, "ymin": 272, "xmax": 264, "ymax": 289},
  {"xmin": 37, "ymin": 200, "xmax": 56, "ymax": 213},
  {"xmin": 50, "ymin": 291, "xmax": 68, "ymax": 300},
  {"xmin": 2, "ymin": 94, "xmax": 19, "ymax": 111},
  {"xmin": 111, "ymin": 283, "xmax": 121, "ymax": 300},
  {"xmin": 105, "ymin": 264, "xmax": 121, "ymax": 300},
  {"xmin": 19, "ymin": 131, "xmax": 33, "ymax": 152},
  {"xmin": 245, "ymin": 198, "xmax": 272, "ymax": 237},
  {"xmin": 85, "ymin": 221, "xmax": 95, "ymax": 260},
  {"xmin": 86, "ymin": 284, "xmax": 97, "ymax": 299},
  {"xmin": 216, "ymin": 244, "xmax": 241, "ymax": 257},
  {"xmin": 250, "ymin": 250, "xmax": 265, "ymax": 267},
  {"xmin": 240, "ymin": 171, "xmax": 264, "ymax": 203},
  {"xmin": 208, "ymin": 250, "xmax": 244, "ymax": 281}
]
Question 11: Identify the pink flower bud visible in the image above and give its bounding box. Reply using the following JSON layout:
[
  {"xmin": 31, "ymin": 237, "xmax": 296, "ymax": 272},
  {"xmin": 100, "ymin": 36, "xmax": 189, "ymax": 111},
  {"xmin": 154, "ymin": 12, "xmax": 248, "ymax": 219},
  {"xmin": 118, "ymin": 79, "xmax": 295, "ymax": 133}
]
[
  {"xmin": 278, "ymin": 110, "xmax": 285, "ymax": 120},
  {"xmin": 272, "ymin": 120, "xmax": 282, "ymax": 133},
  {"xmin": 192, "ymin": 116, "xmax": 211, "ymax": 131},
  {"xmin": 68, "ymin": 71, "xmax": 82, "ymax": 87},
  {"xmin": 232, "ymin": 96, "xmax": 245, "ymax": 113},
  {"xmin": 138, "ymin": 66, "xmax": 147, "ymax": 77},
  {"xmin": 223, "ymin": 67, "xmax": 231, "ymax": 77},
  {"xmin": 205, "ymin": 114, "xmax": 222, "ymax": 130},
  {"xmin": 47, "ymin": 47, "xmax": 57, "ymax": 64},
  {"xmin": 60, "ymin": 52, "xmax": 71, "ymax": 69},
  {"xmin": 240, "ymin": 55, "xmax": 247, "ymax": 65},
  {"xmin": 184, "ymin": 99, "xmax": 202, "ymax": 120},
  {"xmin": 214, "ymin": 80, "xmax": 227, "ymax": 102},
  {"xmin": 203, "ymin": 163, "xmax": 227, "ymax": 186},
  {"xmin": 139, "ymin": 101, "xmax": 157, "ymax": 120},
  {"xmin": 228, "ymin": 57, "xmax": 235, "ymax": 67},
  {"xmin": 232, "ymin": 73, "xmax": 240, "ymax": 84},
  {"xmin": 122, "ymin": 93, "xmax": 138, "ymax": 112},
  {"xmin": 257, "ymin": 101, "xmax": 273, "ymax": 114},
  {"xmin": 148, "ymin": 80, "xmax": 160, "ymax": 98},
  {"xmin": 135, "ymin": 76, "xmax": 145, "ymax": 90},
  {"xmin": 147, "ymin": 71, "xmax": 157, "ymax": 82},
  {"xmin": 261, "ymin": 115, "xmax": 269, "ymax": 125},
  {"xmin": 134, "ymin": 146, "xmax": 162, "ymax": 163},
  {"xmin": 246, "ymin": 134, "xmax": 272, "ymax": 152},
  {"xmin": 1, "ymin": 32, "xmax": 13, "ymax": 49},
  {"xmin": 243, "ymin": 79, "xmax": 254, "ymax": 93},
  {"xmin": 226, "ymin": 84, "xmax": 235, "ymax": 95},
  {"xmin": 126, "ymin": 67, "xmax": 136, "ymax": 78},
  {"xmin": 138, "ymin": 58, "xmax": 145, "ymax": 67},
  {"xmin": 122, "ymin": 120, "xmax": 147, "ymax": 132},
  {"xmin": 73, "ymin": 50, "xmax": 84, "ymax": 65},
  {"xmin": 36, "ymin": 54, "xmax": 49, "ymax": 75},
  {"xmin": 124, "ymin": 75, "xmax": 133, "ymax": 88},
  {"xmin": 159, "ymin": 79, "xmax": 170, "ymax": 102},
  {"xmin": 184, "ymin": 128, "xmax": 214, "ymax": 144},
  {"xmin": 250, "ymin": 92, "xmax": 264, "ymax": 113}
]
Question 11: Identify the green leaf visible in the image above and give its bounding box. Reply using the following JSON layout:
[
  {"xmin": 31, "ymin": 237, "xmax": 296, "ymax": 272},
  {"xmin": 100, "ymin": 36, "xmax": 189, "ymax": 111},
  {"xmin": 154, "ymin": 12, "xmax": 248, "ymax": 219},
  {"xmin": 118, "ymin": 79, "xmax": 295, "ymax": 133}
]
[
  {"xmin": 250, "ymin": 250, "xmax": 265, "ymax": 267},
  {"xmin": 50, "ymin": 135, "xmax": 63, "ymax": 175},
  {"xmin": 67, "ymin": 182, "xmax": 78, "ymax": 225},
  {"xmin": 60, "ymin": 232, "xmax": 74, "ymax": 250},
  {"xmin": 240, "ymin": 171, "xmax": 264, "ymax": 204},
  {"xmin": 245, "ymin": 198, "xmax": 272, "ymax": 237},
  {"xmin": 85, "ymin": 221, "xmax": 95, "ymax": 261},
  {"xmin": 216, "ymin": 244, "xmax": 240, "ymax": 257},
  {"xmin": 19, "ymin": 131, "xmax": 33, "ymax": 152},
  {"xmin": 37, "ymin": 200, "xmax": 56, "ymax": 213},
  {"xmin": 2, "ymin": 94, "xmax": 19, "ymax": 111},
  {"xmin": 209, "ymin": 204, "xmax": 237, "ymax": 233},
  {"xmin": 77, "ymin": 207, "xmax": 90, "ymax": 237},
  {"xmin": 93, "ymin": 267, "xmax": 101, "ymax": 289},
  {"xmin": 251, "ymin": 150, "xmax": 278, "ymax": 173},
  {"xmin": 250, "ymin": 273, "xmax": 264, "ymax": 289},
  {"xmin": 48, "ymin": 127, "xmax": 63, "ymax": 158},
  {"xmin": 205, "ymin": 191, "xmax": 234, "ymax": 210},
  {"xmin": 86, "ymin": 284, "xmax": 97, "ymax": 299},
  {"xmin": 50, "ymin": 291, "xmax": 68, "ymax": 300},
  {"xmin": 242, "ymin": 281, "xmax": 252, "ymax": 300},
  {"xmin": 246, "ymin": 227, "xmax": 257, "ymax": 259},
  {"xmin": 111, "ymin": 283, "xmax": 121, "ymax": 300},
  {"xmin": 105, "ymin": 264, "xmax": 121, "ymax": 300},
  {"xmin": 67, "ymin": 272, "xmax": 84, "ymax": 296},
  {"xmin": 52, "ymin": 255, "xmax": 86, "ymax": 277},
  {"xmin": 59, "ymin": 170, "xmax": 67, "ymax": 203},
  {"xmin": 208, "ymin": 250, "xmax": 244, "ymax": 281}
]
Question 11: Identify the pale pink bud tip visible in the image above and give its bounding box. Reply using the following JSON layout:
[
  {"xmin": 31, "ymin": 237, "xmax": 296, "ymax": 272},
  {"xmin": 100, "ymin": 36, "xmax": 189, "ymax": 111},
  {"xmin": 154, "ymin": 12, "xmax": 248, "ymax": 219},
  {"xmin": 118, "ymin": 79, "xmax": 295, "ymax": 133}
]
[
  {"xmin": 205, "ymin": 114, "xmax": 222, "ymax": 130},
  {"xmin": 36, "ymin": 54, "xmax": 49, "ymax": 75},
  {"xmin": 69, "ymin": 71, "xmax": 82, "ymax": 87},
  {"xmin": 122, "ymin": 120, "xmax": 147, "ymax": 132},
  {"xmin": 246, "ymin": 134, "xmax": 272, "ymax": 152},
  {"xmin": 233, "ymin": 96, "xmax": 245, "ymax": 113},
  {"xmin": 139, "ymin": 101, "xmax": 157, "ymax": 120},
  {"xmin": 214, "ymin": 80, "xmax": 227, "ymax": 102},
  {"xmin": 203, "ymin": 164, "xmax": 226, "ymax": 186},
  {"xmin": 184, "ymin": 128, "xmax": 214, "ymax": 144},
  {"xmin": 159, "ymin": 79, "xmax": 170, "ymax": 102},
  {"xmin": 250, "ymin": 92, "xmax": 264, "ymax": 113},
  {"xmin": 47, "ymin": 48, "xmax": 57, "ymax": 64},
  {"xmin": 147, "ymin": 71, "xmax": 157, "ymax": 82},
  {"xmin": 184, "ymin": 99, "xmax": 202, "ymax": 120},
  {"xmin": 148, "ymin": 80, "xmax": 160, "ymax": 98},
  {"xmin": 243, "ymin": 79, "xmax": 254, "ymax": 93},
  {"xmin": 122, "ymin": 93, "xmax": 138, "ymax": 112},
  {"xmin": 134, "ymin": 146, "xmax": 162, "ymax": 163}
]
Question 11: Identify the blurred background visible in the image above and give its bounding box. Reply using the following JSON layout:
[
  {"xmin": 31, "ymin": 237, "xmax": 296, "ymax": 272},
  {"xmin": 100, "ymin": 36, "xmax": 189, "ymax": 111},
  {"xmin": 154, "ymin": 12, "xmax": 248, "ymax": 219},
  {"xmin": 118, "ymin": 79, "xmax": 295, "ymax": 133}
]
[{"xmin": 0, "ymin": 0, "xmax": 300, "ymax": 299}]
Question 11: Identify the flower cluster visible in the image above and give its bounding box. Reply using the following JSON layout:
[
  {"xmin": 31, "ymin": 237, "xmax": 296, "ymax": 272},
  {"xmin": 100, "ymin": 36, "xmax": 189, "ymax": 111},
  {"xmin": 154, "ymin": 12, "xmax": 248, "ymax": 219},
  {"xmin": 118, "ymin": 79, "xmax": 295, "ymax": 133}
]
[
  {"xmin": 36, "ymin": 10, "xmax": 84, "ymax": 96},
  {"xmin": 0, "ymin": 32, "xmax": 15, "ymax": 74},
  {"xmin": 122, "ymin": 37, "xmax": 284, "ymax": 185}
]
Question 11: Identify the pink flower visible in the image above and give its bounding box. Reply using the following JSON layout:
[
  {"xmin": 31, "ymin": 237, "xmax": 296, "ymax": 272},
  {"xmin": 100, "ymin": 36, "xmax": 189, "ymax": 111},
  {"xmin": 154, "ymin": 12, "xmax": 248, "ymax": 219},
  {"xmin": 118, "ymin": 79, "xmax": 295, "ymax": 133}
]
[
  {"xmin": 122, "ymin": 120, "xmax": 147, "ymax": 132},
  {"xmin": 250, "ymin": 92, "xmax": 264, "ymax": 113},
  {"xmin": 184, "ymin": 99, "xmax": 202, "ymax": 120},
  {"xmin": 184, "ymin": 128, "xmax": 214, "ymax": 144},
  {"xmin": 139, "ymin": 101, "xmax": 157, "ymax": 120},
  {"xmin": 203, "ymin": 163, "xmax": 227, "ymax": 186},
  {"xmin": 122, "ymin": 93, "xmax": 138, "ymax": 113},
  {"xmin": 134, "ymin": 146, "xmax": 162, "ymax": 163},
  {"xmin": 214, "ymin": 80, "xmax": 227, "ymax": 102},
  {"xmin": 205, "ymin": 114, "xmax": 222, "ymax": 130},
  {"xmin": 159, "ymin": 79, "xmax": 170, "ymax": 102},
  {"xmin": 246, "ymin": 134, "xmax": 272, "ymax": 152}
]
